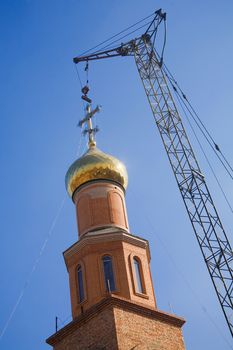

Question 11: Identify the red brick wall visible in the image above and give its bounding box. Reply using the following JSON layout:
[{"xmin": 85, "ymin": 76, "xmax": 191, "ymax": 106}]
[
  {"xmin": 47, "ymin": 297, "xmax": 185, "ymax": 350},
  {"xmin": 114, "ymin": 307, "xmax": 185, "ymax": 350},
  {"xmin": 53, "ymin": 307, "xmax": 118, "ymax": 350}
]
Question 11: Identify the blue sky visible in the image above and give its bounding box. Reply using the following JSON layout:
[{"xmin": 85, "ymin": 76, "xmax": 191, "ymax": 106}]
[{"xmin": 1, "ymin": 0, "xmax": 233, "ymax": 349}]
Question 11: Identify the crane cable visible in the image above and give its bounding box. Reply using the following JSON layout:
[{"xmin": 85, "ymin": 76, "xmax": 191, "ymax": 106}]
[
  {"xmin": 173, "ymin": 80, "xmax": 233, "ymax": 181},
  {"xmin": 161, "ymin": 68, "xmax": 233, "ymax": 213},
  {"xmin": 91, "ymin": 20, "xmax": 151, "ymax": 55},
  {"xmin": 174, "ymin": 88, "xmax": 233, "ymax": 214},
  {"xmin": 79, "ymin": 12, "xmax": 155, "ymax": 57},
  {"xmin": 162, "ymin": 64, "xmax": 233, "ymax": 180}
]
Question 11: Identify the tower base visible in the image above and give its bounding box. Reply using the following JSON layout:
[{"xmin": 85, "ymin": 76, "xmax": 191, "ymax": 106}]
[{"xmin": 46, "ymin": 296, "xmax": 185, "ymax": 350}]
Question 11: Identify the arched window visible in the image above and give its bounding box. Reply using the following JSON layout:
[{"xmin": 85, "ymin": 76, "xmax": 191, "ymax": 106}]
[
  {"xmin": 77, "ymin": 265, "xmax": 85, "ymax": 302},
  {"xmin": 102, "ymin": 256, "xmax": 116, "ymax": 292},
  {"xmin": 133, "ymin": 257, "xmax": 144, "ymax": 294}
]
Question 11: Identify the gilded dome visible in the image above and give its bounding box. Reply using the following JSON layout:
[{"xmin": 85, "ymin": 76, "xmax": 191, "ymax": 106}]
[{"xmin": 65, "ymin": 146, "xmax": 128, "ymax": 197}]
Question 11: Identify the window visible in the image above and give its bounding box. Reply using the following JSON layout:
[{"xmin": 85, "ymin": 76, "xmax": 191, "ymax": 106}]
[
  {"xmin": 133, "ymin": 257, "xmax": 144, "ymax": 294},
  {"xmin": 102, "ymin": 256, "xmax": 116, "ymax": 292},
  {"xmin": 77, "ymin": 265, "xmax": 85, "ymax": 302}
]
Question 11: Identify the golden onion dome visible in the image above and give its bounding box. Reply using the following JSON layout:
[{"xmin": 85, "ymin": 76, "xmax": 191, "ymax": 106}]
[{"xmin": 65, "ymin": 145, "xmax": 128, "ymax": 197}]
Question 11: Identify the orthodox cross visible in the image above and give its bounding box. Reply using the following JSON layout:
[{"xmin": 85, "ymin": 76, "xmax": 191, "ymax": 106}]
[{"xmin": 78, "ymin": 104, "xmax": 101, "ymax": 148}]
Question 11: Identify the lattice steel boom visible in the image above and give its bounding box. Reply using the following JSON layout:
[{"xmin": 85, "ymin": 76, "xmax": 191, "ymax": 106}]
[{"xmin": 73, "ymin": 10, "xmax": 233, "ymax": 336}]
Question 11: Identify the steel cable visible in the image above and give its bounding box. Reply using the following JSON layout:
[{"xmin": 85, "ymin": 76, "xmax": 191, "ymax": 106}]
[
  {"xmin": 162, "ymin": 64, "xmax": 233, "ymax": 177},
  {"xmin": 174, "ymin": 89, "xmax": 233, "ymax": 214},
  {"xmin": 162, "ymin": 68, "xmax": 233, "ymax": 181},
  {"xmin": 90, "ymin": 21, "xmax": 151, "ymax": 55},
  {"xmin": 78, "ymin": 12, "xmax": 154, "ymax": 57}
]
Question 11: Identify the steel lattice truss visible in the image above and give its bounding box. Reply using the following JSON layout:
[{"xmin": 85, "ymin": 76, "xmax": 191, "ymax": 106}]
[{"xmin": 73, "ymin": 10, "xmax": 233, "ymax": 336}]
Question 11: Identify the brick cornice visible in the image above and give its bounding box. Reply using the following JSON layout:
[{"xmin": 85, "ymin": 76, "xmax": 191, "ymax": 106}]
[
  {"xmin": 46, "ymin": 296, "xmax": 185, "ymax": 346},
  {"xmin": 63, "ymin": 230, "xmax": 151, "ymax": 269}
]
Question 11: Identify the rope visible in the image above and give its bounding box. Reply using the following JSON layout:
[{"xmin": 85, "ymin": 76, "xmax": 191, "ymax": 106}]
[{"xmin": 0, "ymin": 197, "xmax": 66, "ymax": 341}]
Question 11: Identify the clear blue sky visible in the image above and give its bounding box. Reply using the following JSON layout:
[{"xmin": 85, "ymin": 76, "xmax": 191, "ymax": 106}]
[{"xmin": 1, "ymin": 0, "xmax": 233, "ymax": 349}]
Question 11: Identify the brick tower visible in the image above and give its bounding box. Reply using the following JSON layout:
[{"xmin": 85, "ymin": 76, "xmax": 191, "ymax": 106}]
[{"xmin": 46, "ymin": 105, "xmax": 186, "ymax": 349}]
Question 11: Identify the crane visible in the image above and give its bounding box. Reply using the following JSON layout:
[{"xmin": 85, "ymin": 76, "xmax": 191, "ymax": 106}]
[{"xmin": 73, "ymin": 9, "xmax": 233, "ymax": 337}]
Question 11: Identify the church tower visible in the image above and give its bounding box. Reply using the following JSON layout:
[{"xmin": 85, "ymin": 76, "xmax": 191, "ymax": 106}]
[{"xmin": 46, "ymin": 104, "xmax": 186, "ymax": 349}]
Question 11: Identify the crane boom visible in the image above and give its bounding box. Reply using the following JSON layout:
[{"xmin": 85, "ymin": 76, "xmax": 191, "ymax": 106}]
[{"xmin": 73, "ymin": 10, "xmax": 233, "ymax": 337}]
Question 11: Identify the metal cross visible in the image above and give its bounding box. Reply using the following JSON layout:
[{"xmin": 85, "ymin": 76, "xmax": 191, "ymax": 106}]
[{"xmin": 78, "ymin": 104, "xmax": 101, "ymax": 148}]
